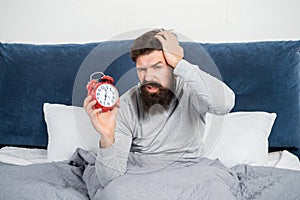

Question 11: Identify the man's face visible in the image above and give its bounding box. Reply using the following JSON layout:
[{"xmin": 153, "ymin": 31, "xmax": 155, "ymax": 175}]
[
  {"xmin": 136, "ymin": 50, "xmax": 175, "ymax": 113},
  {"xmin": 136, "ymin": 50, "xmax": 174, "ymax": 92}
]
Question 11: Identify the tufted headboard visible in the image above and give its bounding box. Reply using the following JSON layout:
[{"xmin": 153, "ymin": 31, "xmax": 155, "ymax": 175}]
[{"xmin": 0, "ymin": 40, "xmax": 299, "ymax": 157}]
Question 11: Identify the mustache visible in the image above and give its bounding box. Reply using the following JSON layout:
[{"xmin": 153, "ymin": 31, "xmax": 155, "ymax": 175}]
[{"xmin": 140, "ymin": 81, "xmax": 163, "ymax": 89}]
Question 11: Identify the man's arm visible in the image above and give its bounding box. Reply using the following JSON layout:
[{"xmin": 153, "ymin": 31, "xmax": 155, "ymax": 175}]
[
  {"xmin": 84, "ymin": 96, "xmax": 132, "ymax": 187},
  {"xmin": 155, "ymin": 30, "xmax": 235, "ymax": 115},
  {"xmin": 95, "ymin": 113, "xmax": 132, "ymax": 187},
  {"xmin": 174, "ymin": 59, "xmax": 235, "ymax": 115}
]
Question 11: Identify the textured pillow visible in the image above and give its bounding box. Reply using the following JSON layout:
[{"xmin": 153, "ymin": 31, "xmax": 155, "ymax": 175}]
[
  {"xmin": 43, "ymin": 103, "xmax": 100, "ymax": 162},
  {"xmin": 203, "ymin": 112, "xmax": 277, "ymax": 167}
]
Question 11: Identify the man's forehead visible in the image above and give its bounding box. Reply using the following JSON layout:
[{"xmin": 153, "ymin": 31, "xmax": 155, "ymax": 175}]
[
  {"xmin": 136, "ymin": 61, "xmax": 164, "ymax": 69},
  {"xmin": 136, "ymin": 51, "xmax": 166, "ymax": 67}
]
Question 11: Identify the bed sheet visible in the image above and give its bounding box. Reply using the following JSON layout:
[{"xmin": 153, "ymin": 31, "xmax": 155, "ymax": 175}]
[
  {"xmin": 0, "ymin": 147, "xmax": 48, "ymax": 165},
  {"xmin": 1, "ymin": 148, "xmax": 300, "ymax": 200},
  {"xmin": 267, "ymin": 150, "xmax": 300, "ymax": 170},
  {"xmin": 0, "ymin": 146, "xmax": 299, "ymax": 170}
]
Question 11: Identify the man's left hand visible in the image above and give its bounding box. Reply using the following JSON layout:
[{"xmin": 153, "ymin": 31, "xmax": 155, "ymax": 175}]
[{"xmin": 155, "ymin": 30, "xmax": 184, "ymax": 68}]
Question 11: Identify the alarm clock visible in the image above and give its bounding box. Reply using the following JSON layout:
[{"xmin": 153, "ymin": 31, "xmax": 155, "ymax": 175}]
[{"xmin": 86, "ymin": 72, "xmax": 119, "ymax": 112}]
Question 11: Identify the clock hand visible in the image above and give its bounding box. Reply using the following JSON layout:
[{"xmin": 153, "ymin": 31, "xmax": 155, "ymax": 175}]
[{"xmin": 104, "ymin": 90, "xmax": 108, "ymax": 102}]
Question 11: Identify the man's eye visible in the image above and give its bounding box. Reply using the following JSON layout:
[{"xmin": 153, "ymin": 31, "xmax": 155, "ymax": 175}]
[
  {"xmin": 154, "ymin": 65, "xmax": 162, "ymax": 69},
  {"xmin": 137, "ymin": 68, "xmax": 146, "ymax": 72}
]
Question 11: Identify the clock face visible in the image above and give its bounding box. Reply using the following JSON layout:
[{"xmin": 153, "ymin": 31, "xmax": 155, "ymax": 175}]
[{"xmin": 95, "ymin": 83, "xmax": 119, "ymax": 108}]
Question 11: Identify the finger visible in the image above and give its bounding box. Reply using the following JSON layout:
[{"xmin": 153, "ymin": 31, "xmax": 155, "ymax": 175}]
[
  {"xmin": 90, "ymin": 108, "xmax": 102, "ymax": 120},
  {"xmin": 155, "ymin": 31, "xmax": 179, "ymax": 50},
  {"xmin": 89, "ymin": 109, "xmax": 102, "ymax": 132},
  {"xmin": 168, "ymin": 29, "xmax": 178, "ymax": 38},
  {"xmin": 155, "ymin": 31, "xmax": 171, "ymax": 43},
  {"xmin": 154, "ymin": 34, "xmax": 166, "ymax": 46},
  {"xmin": 155, "ymin": 33, "xmax": 166, "ymax": 40},
  {"xmin": 93, "ymin": 108, "xmax": 102, "ymax": 116},
  {"xmin": 156, "ymin": 30, "xmax": 174, "ymax": 40},
  {"xmin": 83, "ymin": 95, "xmax": 92, "ymax": 108},
  {"xmin": 86, "ymin": 100, "xmax": 97, "ymax": 114}
]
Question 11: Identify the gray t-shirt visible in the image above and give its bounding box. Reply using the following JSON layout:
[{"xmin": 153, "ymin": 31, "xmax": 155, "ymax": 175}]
[{"xmin": 95, "ymin": 60, "xmax": 235, "ymax": 187}]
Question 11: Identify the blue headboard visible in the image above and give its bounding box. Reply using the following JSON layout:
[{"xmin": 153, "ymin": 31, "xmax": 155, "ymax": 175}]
[{"xmin": 0, "ymin": 40, "xmax": 299, "ymax": 157}]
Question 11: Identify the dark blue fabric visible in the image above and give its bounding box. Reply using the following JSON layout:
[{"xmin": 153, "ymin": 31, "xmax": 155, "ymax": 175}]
[
  {"xmin": 71, "ymin": 40, "xmax": 137, "ymax": 107},
  {"xmin": 0, "ymin": 43, "xmax": 97, "ymax": 147},
  {"xmin": 0, "ymin": 41, "xmax": 299, "ymax": 158}
]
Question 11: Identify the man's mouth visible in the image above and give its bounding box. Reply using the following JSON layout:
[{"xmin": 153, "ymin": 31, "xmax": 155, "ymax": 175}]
[{"xmin": 146, "ymin": 85, "xmax": 159, "ymax": 93}]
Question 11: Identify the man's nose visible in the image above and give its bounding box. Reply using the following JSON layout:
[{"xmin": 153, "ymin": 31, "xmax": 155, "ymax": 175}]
[{"xmin": 144, "ymin": 68, "xmax": 155, "ymax": 82}]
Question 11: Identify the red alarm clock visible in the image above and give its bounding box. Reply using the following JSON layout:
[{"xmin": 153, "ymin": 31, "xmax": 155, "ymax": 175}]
[{"xmin": 86, "ymin": 72, "xmax": 119, "ymax": 112}]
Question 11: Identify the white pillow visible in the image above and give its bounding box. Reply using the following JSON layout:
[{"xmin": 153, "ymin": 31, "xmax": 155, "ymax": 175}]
[
  {"xmin": 43, "ymin": 103, "xmax": 100, "ymax": 162},
  {"xmin": 202, "ymin": 111, "xmax": 277, "ymax": 168}
]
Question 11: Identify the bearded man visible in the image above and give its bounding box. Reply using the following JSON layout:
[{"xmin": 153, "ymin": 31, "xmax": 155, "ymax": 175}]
[{"xmin": 84, "ymin": 29, "xmax": 235, "ymax": 187}]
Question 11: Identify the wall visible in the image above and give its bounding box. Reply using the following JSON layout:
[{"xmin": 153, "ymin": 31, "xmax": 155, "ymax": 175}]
[{"xmin": 0, "ymin": 0, "xmax": 299, "ymax": 44}]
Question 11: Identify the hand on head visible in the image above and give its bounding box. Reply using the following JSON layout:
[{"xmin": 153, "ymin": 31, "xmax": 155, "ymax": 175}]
[{"xmin": 155, "ymin": 30, "xmax": 184, "ymax": 68}]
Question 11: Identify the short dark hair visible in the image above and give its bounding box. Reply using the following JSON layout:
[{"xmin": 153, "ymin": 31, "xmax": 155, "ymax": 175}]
[{"xmin": 130, "ymin": 29, "xmax": 164, "ymax": 62}]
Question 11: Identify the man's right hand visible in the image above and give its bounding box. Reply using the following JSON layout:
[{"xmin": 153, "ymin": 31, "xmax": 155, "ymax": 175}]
[{"xmin": 83, "ymin": 95, "xmax": 120, "ymax": 148}]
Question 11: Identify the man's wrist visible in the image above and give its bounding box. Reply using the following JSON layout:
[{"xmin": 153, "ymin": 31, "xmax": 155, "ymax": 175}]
[
  {"xmin": 171, "ymin": 57, "xmax": 183, "ymax": 68},
  {"xmin": 99, "ymin": 136, "xmax": 114, "ymax": 148}
]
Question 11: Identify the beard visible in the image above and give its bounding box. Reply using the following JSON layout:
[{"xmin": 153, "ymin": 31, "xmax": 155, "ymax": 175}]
[{"xmin": 140, "ymin": 81, "xmax": 175, "ymax": 114}]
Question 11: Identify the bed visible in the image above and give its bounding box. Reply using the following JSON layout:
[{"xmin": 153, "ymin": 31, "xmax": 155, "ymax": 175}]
[{"xmin": 0, "ymin": 39, "xmax": 300, "ymax": 199}]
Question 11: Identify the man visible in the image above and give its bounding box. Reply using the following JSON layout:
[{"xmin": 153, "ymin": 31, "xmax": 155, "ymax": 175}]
[{"xmin": 84, "ymin": 29, "xmax": 235, "ymax": 187}]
